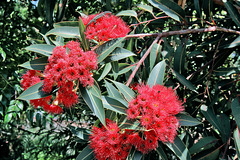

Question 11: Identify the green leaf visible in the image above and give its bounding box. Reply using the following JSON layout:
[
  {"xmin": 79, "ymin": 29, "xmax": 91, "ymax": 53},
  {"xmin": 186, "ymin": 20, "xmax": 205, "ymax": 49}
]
[
  {"xmin": 201, "ymin": 105, "xmax": 223, "ymax": 134},
  {"xmin": 148, "ymin": 0, "xmax": 186, "ymax": 22},
  {"xmin": 4, "ymin": 113, "xmax": 12, "ymax": 123},
  {"xmin": 177, "ymin": 113, "xmax": 201, "ymax": 126},
  {"xmin": 224, "ymin": 2, "xmax": 240, "ymax": 27},
  {"xmin": 46, "ymin": 26, "xmax": 80, "ymax": 38},
  {"xmin": 88, "ymin": 84, "xmax": 102, "ymax": 99},
  {"xmin": 194, "ymin": 0, "xmax": 202, "ymax": 17},
  {"xmin": 69, "ymin": 125, "xmax": 89, "ymax": 141},
  {"xmin": 76, "ymin": 145, "xmax": 94, "ymax": 160},
  {"xmin": 233, "ymin": 128, "xmax": 240, "ymax": 158},
  {"xmin": 174, "ymin": 42, "xmax": 186, "ymax": 74},
  {"xmin": 150, "ymin": 43, "xmax": 161, "ymax": 70},
  {"xmin": 216, "ymin": 113, "xmax": 231, "ymax": 143},
  {"xmin": 111, "ymin": 80, "xmax": 136, "ymax": 102},
  {"xmin": 156, "ymin": 143, "xmax": 168, "ymax": 160},
  {"xmin": 189, "ymin": 136, "xmax": 218, "ymax": 154},
  {"xmin": 79, "ymin": 85, "xmax": 105, "ymax": 126},
  {"xmin": 78, "ymin": 18, "xmax": 90, "ymax": 51},
  {"xmin": 116, "ymin": 10, "xmax": 138, "ymax": 19},
  {"xmin": 220, "ymin": 36, "xmax": 240, "ymax": 49},
  {"xmin": 118, "ymin": 65, "xmax": 135, "ymax": 75},
  {"xmin": 54, "ymin": 21, "xmax": 79, "ymax": 27},
  {"xmin": 98, "ymin": 63, "xmax": 112, "ymax": 81},
  {"xmin": 96, "ymin": 38, "xmax": 125, "ymax": 63},
  {"xmin": 166, "ymin": 136, "xmax": 191, "ymax": 160},
  {"xmin": 0, "ymin": 46, "xmax": 6, "ymax": 62},
  {"xmin": 231, "ymin": 98, "xmax": 240, "ymax": 130},
  {"xmin": 17, "ymin": 82, "xmax": 51, "ymax": 100},
  {"xmin": 104, "ymin": 47, "xmax": 136, "ymax": 62},
  {"xmin": 36, "ymin": 113, "xmax": 41, "ymax": 126},
  {"xmin": 147, "ymin": 60, "xmax": 166, "ymax": 87},
  {"xmin": 119, "ymin": 117, "xmax": 141, "ymax": 130},
  {"xmin": 104, "ymin": 80, "xmax": 123, "ymax": 99},
  {"xmin": 25, "ymin": 44, "xmax": 55, "ymax": 57},
  {"xmin": 202, "ymin": 0, "xmax": 213, "ymax": 18},
  {"xmin": 112, "ymin": 61, "xmax": 119, "ymax": 80},
  {"xmin": 18, "ymin": 57, "xmax": 48, "ymax": 71},
  {"xmin": 214, "ymin": 67, "xmax": 239, "ymax": 76},
  {"xmin": 172, "ymin": 69, "xmax": 197, "ymax": 92},
  {"xmin": 102, "ymin": 96, "xmax": 128, "ymax": 115},
  {"xmin": 127, "ymin": 148, "xmax": 143, "ymax": 160},
  {"xmin": 137, "ymin": 4, "xmax": 154, "ymax": 14}
]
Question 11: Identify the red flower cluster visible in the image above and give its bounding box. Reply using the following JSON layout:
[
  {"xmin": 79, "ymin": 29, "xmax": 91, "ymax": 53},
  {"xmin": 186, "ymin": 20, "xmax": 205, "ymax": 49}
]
[
  {"xmin": 81, "ymin": 13, "xmax": 130, "ymax": 42},
  {"xmin": 127, "ymin": 84, "xmax": 184, "ymax": 152},
  {"xmin": 43, "ymin": 41, "xmax": 98, "ymax": 107},
  {"xmin": 90, "ymin": 119, "xmax": 131, "ymax": 160},
  {"xmin": 21, "ymin": 70, "xmax": 62, "ymax": 114}
]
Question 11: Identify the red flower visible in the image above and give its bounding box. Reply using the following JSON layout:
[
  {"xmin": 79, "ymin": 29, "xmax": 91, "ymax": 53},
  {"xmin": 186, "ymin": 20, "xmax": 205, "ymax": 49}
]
[
  {"xmin": 89, "ymin": 119, "xmax": 131, "ymax": 160},
  {"xmin": 126, "ymin": 84, "xmax": 184, "ymax": 153},
  {"xmin": 43, "ymin": 104, "xmax": 63, "ymax": 114},
  {"xmin": 81, "ymin": 13, "xmax": 130, "ymax": 42}
]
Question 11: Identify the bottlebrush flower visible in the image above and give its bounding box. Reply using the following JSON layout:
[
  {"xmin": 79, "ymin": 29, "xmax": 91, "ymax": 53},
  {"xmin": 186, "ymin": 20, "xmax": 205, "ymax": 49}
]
[
  {"xmin": 81, "ymin": 13, "xmax": 130, "ymax": 42},
  {"xmin": 43, "ymin": 104, "xmax": 63, "ymax": 114},
  {"xmin": 127, "ymin": 84, "xmax": 184, "ymax": 152},
  {"xmin": 89, "ymin": 119, "xmax": 131, "ymax": 160}
]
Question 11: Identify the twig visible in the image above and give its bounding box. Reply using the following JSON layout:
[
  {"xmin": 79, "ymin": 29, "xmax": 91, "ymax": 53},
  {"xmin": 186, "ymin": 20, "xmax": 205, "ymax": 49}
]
[
  {"xmin": 126, "ymin": 35, "xmax": 162, "ymax": 86},
  {"xmin": 125, "ymin": 26, "xmax": 240, "ymax": 39}
]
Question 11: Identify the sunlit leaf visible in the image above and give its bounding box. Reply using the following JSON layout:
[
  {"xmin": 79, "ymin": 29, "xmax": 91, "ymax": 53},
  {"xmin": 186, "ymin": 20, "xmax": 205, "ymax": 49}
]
[
  {"xmin": 102, "ymin": 96, "xmax": 127, "ymax": 115},
  {"xmin": 17, "ymin": 82, "xmax": 51, "ymax": 100},
  {"xmin": 25, "ymin": 44, "xmax": 55, "ymax": 57},
  {"xmin": 98, "ymin": 63, "xmax": 112, "ymax": 81},
  {"xmin": 147, "ymin": 60, "xmax": 166, "ymax": 87},
  {"xmin": 166, "ymin": 136, "xmax": 191, "ymax": 160},
  {"xmin": 18, "ymin": 57, "xmax": 48, "ymax": 71},
  {"xmin": 148, "ymin": 0, "xmax": 186, "ymax": 22},
  {"xmin": 46, "ymin": 26, "xmax": 80, "ymax": 38},
  {"xmin": 177, "ymin": 113, "xmax": 201, "ymax": 126},
  {"xmin": 76, "ymin": 145, "xmax": 94, "ymax": 160},
  {"xmin": 116, "ymin": 10, "xmax": 138, "ymax": 19}
]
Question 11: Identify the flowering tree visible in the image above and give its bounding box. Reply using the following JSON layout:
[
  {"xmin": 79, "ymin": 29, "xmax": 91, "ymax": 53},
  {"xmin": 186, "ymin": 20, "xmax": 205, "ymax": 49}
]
[{"xmin": 15, "ymin": 0, "xmax": 240, "ymax": 159}]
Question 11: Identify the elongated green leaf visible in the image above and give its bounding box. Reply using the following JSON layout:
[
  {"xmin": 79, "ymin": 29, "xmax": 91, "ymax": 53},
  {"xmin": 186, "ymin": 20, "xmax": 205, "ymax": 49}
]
[
  {"xmin": 148, "ymin": 0, "xmax": 186, "ymax": 22},
  {"xmin": 119, "ymin": 117, "xmax": 141, "ymax": 130},
  {"xmin": 233, "ymin": 128, "xmax": 240, "ymax": 158},
  {"xmin": 224, "ymin": 2, "xmax": 240, "ymax": 27},
  {"xmin": 4, "ymin": 113, "xmax": 12, "ymax": 123},
  {"xmin": 18, "ymin": 57, "xmax": 48, "ymax": 71},
  {"xmin": 147, "ymin": 60, "xmax": 166, "ymax": 87},
  {"xmin": 102, "ymin": 96, "xmax": 127, "ymax": 115},
  {"xmin": 214, "ymin": 67, "xmax": 239, "ymax": 76},
  {"xmin": 194, "ymin": 0, "xmax": 201, "ymax": 17},
  {"xmin": 118, "ymin": 65, "xmax": 135, "ymax": 75},
  {"xmin": 127, "ymin": 148, "xmax": 143, "ymax": 160},
  {"xmin": 79, "ymin": 85, "xmax": 105, "ymax": 126},
  {"xmin": 46, "ymin": 26, "xmax": 80, "ymax": 38},
  {"xmin": 231, "ymin": 98, "xmax": 240, "ymax": 130},
  {"xmin": 104, "ymin": 80, "xmax": 123, "ymax": 99},
  {"xmin": 25, "ymin": 44, "xmax": 55, "ymax": 57},
  {"xmin": 150, "ymin": 43, "xmax": 161, "ymax": 70},
  {"xmin": 69, "ymin": 125, "xmax": 89, "ymax": 141},
  {"xmin": 217, "ymin": 113, "xmax": 231, "ymax": 143},
  {"xmin": 76, "ymin": 145, "xmax": 94, "ymax": 160},
  {"xmin": 79, "ymin": 18, "xmax": 90, "ymax": 51},
  {"xmin": 111, "ymin": 80, "xmax": 136, "ymax": 102},
  {"xmin": 201, "ymin": 105, "xmax": 223, "ymax": 134},
  {"xmin": 96, "ymin": 38, "xmax": 125, "ymax": 63},
  {"xmin": 137, "ymin": 4, "xmax": 153, "ymax": 14},
  {"xmin": 156, "ymin": 143, "xmax": 168, "ymax": 160},
  {"xmin": 174, "ymin": 42, "xmax": 186, "ymax": 74},
  {"xmin": 202, "ymin": 0, "xmax": 213, "ymax": 18},
  {"xmin": 189, "ymin": 136, "xmax": 218, "ymax": 154},
  {"xmin": 220, "ymin": 36, "xmax": 240, "ymax": 49},
  {"xmin": 116, "ymin": 10, "xmax": 138, "ymax": 18},
  {"xmin": 54, "ymin": 21, "xmax": 79, "ymax": 27},
  {"xmin": 172, "ymin": 69, "xmax": 197, "ymax": 92},
  {"xmin": 98, "ymin": 63, "xmax": 112, "ymax": 81},
  {"xmin": 177, "ymin": 113, "xmax": 201, "ymax": 126},
  {"xmin": 166, "ymin": 136, "xmax": 191, "ymax": 160},
  {"xmin": 17, "ymin": 82, "xmax": 51, "ymax": 100},
  {"xmin": 104, "ymin": 47, "xmax": 136, "ymax": 62},
  {"xmin": 112, "ymin": 61, "xmax": 119, "ymax": 80}
]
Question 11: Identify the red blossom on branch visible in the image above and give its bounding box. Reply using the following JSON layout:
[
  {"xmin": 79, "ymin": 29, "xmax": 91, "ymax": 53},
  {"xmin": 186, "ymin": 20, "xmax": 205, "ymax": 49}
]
[{"xmin": 81, "ymin": 13, "xmax": 130, "ymax": 42}]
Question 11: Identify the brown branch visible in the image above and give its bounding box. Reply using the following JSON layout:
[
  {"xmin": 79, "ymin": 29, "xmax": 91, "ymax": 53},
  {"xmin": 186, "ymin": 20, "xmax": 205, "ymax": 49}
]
[
  {"xmin": 126, "ymin": 35, "xmax": 162, "ymax": 86},
  {"xmin": 125, "ymin": 26, "xmax": 240, "ymax": 39}
]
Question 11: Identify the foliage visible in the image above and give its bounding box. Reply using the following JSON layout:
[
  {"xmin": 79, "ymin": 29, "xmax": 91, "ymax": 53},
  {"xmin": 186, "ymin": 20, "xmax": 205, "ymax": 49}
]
[{"xmin": 1, "ymin": 0, "xmax": 240, "ymax": 159}]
